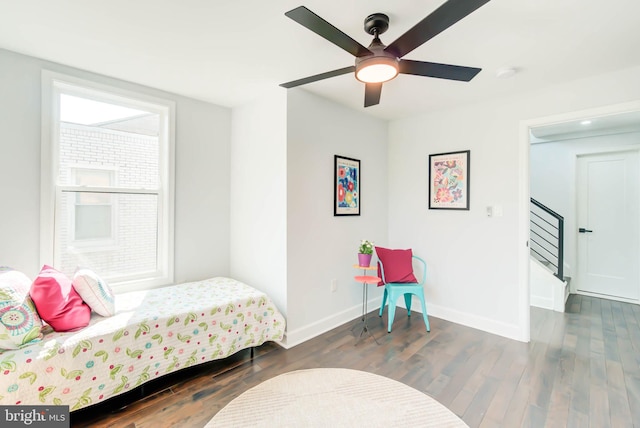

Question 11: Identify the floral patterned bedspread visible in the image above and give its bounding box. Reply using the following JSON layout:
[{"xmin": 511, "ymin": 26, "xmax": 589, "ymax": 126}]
[{"xmin": 0, "ymin": 277, "xmax": 285, "ymax": 411}]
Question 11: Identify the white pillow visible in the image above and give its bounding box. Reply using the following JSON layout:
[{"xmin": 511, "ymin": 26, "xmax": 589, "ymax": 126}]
[{"xmin": 72, "ymin": 268, "xmax": 115, "ymax": 317}]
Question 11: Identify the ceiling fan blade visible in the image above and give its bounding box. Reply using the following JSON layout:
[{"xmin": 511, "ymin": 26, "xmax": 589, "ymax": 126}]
[
  {"xmin": 280, "ymin": 66, "xmax": 355, "ymax": 88},
  {"xmin": 285, "ymin": 6, "xmax": 373, "ymax": 58},
  {"xmin": 364, "ymin": 83, "xmax": 382, "ymax": 107},
  {"xmin": 399, "ymin": 60, "xmax": 481, "ymax": 81},
  {"xmin": 385, "ymin": 0, "xmax": 491, "ymax": 58}
]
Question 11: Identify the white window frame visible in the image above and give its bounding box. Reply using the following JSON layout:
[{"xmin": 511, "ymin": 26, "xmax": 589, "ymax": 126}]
[{"xmin": 40, "ymin": 70, "xmax": 175, "ymax": 292}]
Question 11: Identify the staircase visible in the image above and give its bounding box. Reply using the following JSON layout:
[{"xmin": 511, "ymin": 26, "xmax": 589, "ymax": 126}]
[{"xmin": 530, "ymin": 198, "xmax": 569, "ymax": 312}]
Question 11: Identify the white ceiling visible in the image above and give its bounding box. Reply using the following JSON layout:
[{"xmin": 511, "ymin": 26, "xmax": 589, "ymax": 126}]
[
  {"xmin": 1, "ymin": 0, "xmax": 639, "ymax": 120},
  {"xmin": 530, "ymin": 110, "xmax": 640, "ymax": 142}
]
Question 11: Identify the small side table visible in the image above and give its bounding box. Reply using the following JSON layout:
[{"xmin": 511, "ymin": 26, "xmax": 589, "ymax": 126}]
[{"xmin": 353, "ymin": 265, "xmax": 380, "ymax": 344}]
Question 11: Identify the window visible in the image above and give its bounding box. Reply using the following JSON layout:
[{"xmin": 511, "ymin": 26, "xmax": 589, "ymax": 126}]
[
  {"xmin": 41, "ymin": 72, "xmax": 175, "ymax": 291},
  {"xmin": 72, "ymin": 168, "xmax": 115, "ymax": 244}
]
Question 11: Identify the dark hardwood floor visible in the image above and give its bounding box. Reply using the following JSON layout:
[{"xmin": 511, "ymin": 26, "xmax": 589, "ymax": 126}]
[{"xmin": 72, "ymin": 294, "xmax": 640, "ymax": 427}]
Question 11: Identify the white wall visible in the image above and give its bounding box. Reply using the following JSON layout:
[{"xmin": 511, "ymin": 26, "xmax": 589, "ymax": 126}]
[
  {"xmin": 389, "ymin": 64, "xmax": 640, "ymax": 340},
  {"xmin": 173, "ymin": 95, "xmax": 231, "ymax": 284},
  {"xmin": 0, "ymin": 49, "xmax": 41, "ymax": 275},
  {"xmin": 229, "ymin": 88, "xmax": 388, "ymax": 347},
  {"xmin": 285, "ymin": 89, "xmax": 388, "ymax": 346},
  {"xmin": 0, "ymin": 48, "xmax": 231, "ymax": 283},
  {"xmin": 229, "ymin": 88, "xmax": 288, "ymax": 319},
  {"xmin": 5, "ymin": 45, "xmax": 640, "ymax": 347},
  {"xmin": 530, "ymin": 131, "xmax": 640, "ymax": 279}
]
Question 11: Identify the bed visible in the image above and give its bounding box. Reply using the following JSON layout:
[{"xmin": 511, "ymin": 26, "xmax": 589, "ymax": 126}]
[{"xmin": 0, "ymin": 277, "xmax": 285, "ymax": 410}]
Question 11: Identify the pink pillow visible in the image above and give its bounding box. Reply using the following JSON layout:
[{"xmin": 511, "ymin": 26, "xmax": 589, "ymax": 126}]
[
  {"xmin": 375, "ymin": 247, "xmax": 418, "ymax": 286},
  {"xmin": 30, "ymin": 265, "xmax": 91, "ymax": 332}
]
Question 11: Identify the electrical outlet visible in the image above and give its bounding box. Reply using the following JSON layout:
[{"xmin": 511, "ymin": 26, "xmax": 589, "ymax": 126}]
[{"xmin": 331, "ymin": 279, "xmax": 337, "ymax": 292}]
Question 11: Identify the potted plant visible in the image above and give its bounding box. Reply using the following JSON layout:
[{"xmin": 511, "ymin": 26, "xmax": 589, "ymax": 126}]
[{"xmin": 358, "ymin": 239, "xmax": 374, "ymax": 267}]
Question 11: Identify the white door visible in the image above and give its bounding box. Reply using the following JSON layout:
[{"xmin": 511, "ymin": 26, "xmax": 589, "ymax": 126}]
[{"xmin": 576, "ymin": 150, "xmax": 640, "ymax": 301}]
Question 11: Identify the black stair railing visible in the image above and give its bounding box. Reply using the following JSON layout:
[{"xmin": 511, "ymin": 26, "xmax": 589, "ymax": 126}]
[{"xmin": 530, "ymin": 198, "xmax": 564, "ymax": 280}]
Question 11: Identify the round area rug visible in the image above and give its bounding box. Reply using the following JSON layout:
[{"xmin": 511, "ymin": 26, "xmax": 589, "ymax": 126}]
[{"xmin": 206, "ymin": 368, "xmax": 468, "ymax": 427}]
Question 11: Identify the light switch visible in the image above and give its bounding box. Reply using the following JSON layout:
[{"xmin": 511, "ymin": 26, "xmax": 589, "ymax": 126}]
[{"xmin": 486, "ymin": 206, "xmax": 493, "ymax": 217}]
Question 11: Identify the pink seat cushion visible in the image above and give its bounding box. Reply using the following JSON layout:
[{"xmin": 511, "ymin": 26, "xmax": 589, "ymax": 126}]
[
  {"xmin": 30, "ymin": 265, "xmax": 91, "ymax": 332},
  {"xmin": 375, "ymin": 247, "xmax": 418, "ymax": 286}
]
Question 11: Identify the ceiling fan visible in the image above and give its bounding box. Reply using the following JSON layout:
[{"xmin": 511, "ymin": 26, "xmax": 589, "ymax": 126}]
[{"xmin": 280, "ymin": 0, "xmax": 491, "ymax": 107}]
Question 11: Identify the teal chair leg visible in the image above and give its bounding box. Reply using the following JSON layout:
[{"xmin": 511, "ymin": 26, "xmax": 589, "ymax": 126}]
[
  {"xmin": 379, "ymin": 288, "xmax": 388, "ymax": 317},
  {"xmin": 404, "ymin": 293, "xmax": 412, "ymax": 316},
  {"xmin": 383, "ymin": 287, "xmax": 430, "ymax": 333},
  {"xmin": 417, "ymin": 289, "xmax": 430, "ymax": 332},
  {"xmin": 387, "ymin": 292, "xmax": 397, "ymax": 333}
]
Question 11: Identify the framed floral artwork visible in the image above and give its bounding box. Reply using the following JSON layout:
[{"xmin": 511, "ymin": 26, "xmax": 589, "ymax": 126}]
[
  {"xmin": 334, "ymin": 155, "xmax": 360, "ymax": 216},
  {"xmin": 428, "ymin": 150, "xmax": 470, "ymax": 210}
]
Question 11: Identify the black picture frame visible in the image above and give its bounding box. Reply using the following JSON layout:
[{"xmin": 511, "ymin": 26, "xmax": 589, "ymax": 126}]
[
  {"xmin": 334, "ymin": 155, "xmax": 360, "ymax": 216},
  {"xmin": 428, "ymin": 150, "xmax": 470, "ymax": 210}
]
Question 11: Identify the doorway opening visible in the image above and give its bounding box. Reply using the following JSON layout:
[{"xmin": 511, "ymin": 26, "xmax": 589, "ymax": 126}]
[{"xmin": 518, "ymin": 101, "xmax": 640, "ymax": 342}]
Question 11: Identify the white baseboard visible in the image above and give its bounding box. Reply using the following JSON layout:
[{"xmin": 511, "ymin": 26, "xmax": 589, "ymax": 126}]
[
  {"xmin": 281, "ymin": 297, "xmax": 524, "ymax": 348},
  {"xmin": 426, "ymin": 303, "xmax": 522, "ymax": 341},
  {"xmin": 384, "ymin": 298, "xmax": 523, "ymax": 341},
  {"xmin": 281, "ymin": 298, "xmax": 380, "ymax": 349}
]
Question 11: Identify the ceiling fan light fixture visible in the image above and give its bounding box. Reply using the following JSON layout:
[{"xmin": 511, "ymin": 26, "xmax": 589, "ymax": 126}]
[
  {"xmin": 281, "ymin": 1, "xmax": 492, "ymax": 107},
  {"xmin": 355, "ymin": 56, "xmax": 399, "ymax": 83}
]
